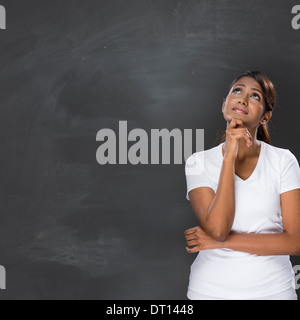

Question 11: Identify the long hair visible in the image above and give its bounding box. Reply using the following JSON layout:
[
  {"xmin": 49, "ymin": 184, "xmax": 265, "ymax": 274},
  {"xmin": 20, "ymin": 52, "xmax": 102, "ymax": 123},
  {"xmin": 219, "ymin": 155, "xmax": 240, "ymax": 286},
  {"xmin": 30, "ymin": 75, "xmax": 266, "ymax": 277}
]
[{"xmin": 217, "ymin": 71, "xmax": 277, "ymax": 145}]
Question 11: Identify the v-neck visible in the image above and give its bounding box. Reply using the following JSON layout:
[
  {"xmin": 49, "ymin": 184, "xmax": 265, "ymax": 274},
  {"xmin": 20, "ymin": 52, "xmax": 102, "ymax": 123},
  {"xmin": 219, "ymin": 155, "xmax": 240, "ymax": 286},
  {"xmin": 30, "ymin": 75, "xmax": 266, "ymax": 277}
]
[{"xmin": 220, "ymin": 141, "xmax": 265, "ymax": 183}]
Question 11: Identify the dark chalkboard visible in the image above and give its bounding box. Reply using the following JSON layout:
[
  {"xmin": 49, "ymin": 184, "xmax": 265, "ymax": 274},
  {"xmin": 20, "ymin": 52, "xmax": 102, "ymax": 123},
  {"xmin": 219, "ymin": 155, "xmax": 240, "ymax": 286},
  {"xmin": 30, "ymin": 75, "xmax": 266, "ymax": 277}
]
[{"xmin": 0, "ymin": 0, "xmax": 300, "ymax": 299}]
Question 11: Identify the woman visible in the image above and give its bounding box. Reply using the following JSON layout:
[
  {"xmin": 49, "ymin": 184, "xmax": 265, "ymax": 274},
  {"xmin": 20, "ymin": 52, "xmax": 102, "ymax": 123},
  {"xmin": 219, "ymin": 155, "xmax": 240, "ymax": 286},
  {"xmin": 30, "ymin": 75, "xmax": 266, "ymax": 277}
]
[{"xmin": 184, "ymin": 71, "xmax": 300, "ymax": 300}]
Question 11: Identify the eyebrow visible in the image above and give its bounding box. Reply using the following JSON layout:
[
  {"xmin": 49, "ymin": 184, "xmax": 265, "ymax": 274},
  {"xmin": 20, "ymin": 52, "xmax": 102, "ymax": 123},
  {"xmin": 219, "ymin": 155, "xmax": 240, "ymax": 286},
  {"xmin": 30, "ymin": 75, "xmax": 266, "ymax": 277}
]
[{"xmin": 234, "ymin": 83, "xmax": 263, "ymax": 95}]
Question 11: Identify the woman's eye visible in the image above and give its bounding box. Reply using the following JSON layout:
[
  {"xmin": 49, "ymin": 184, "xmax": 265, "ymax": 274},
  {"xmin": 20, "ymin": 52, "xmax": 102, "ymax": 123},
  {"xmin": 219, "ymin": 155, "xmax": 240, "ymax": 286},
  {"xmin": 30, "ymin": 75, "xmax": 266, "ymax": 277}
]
[{"xmin": 233, "ymin": 88, "xmax": 260, "ymax": 100}]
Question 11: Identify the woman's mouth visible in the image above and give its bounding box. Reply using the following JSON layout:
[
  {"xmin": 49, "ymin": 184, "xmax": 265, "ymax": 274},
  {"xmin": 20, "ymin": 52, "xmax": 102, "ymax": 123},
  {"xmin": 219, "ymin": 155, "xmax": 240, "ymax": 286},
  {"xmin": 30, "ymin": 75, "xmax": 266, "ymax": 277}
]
[{"xmin": 232, "ymin": 107, "xmax": 248, "ymax": 114}]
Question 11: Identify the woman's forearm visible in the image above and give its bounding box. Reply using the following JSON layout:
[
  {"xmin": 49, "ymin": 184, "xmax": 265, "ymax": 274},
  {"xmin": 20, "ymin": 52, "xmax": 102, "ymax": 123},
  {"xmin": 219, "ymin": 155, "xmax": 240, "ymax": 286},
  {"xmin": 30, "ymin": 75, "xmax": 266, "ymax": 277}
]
[
  {"xmin": 204, "ymin": 158, "xmax": 236, "ymax": 241},
  {"xmin": 222, "ymin": 231, "xmax": 300, "ymax": 256}
]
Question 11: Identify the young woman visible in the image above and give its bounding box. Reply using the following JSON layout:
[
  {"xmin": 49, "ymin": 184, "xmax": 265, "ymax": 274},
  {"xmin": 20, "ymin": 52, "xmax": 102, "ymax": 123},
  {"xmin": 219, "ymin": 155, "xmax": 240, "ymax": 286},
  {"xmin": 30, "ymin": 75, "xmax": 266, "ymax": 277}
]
[{"xmin": 184, "ymin": 71, "xmax": 300, "ymax": 300}]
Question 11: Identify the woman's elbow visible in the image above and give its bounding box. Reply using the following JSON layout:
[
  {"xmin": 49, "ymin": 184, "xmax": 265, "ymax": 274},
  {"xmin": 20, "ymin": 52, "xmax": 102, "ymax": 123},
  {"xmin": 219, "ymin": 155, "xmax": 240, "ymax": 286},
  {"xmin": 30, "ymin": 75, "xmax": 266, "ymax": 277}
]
[
  {"xmin": 210, "ymin": 230, "xmax": 229, "ymax": 242},
  {"xmin": 205, "ymin": 217, "xmax": 232, "ymax": 242}
]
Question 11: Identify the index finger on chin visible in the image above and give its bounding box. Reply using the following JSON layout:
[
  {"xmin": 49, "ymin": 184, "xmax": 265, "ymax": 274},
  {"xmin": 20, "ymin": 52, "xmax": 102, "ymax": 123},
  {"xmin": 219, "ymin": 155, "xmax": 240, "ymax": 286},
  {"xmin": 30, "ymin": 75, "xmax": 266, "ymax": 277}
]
[{"xmin": 229, "ymin": 117, "xmax": 244, "ymax": 128}]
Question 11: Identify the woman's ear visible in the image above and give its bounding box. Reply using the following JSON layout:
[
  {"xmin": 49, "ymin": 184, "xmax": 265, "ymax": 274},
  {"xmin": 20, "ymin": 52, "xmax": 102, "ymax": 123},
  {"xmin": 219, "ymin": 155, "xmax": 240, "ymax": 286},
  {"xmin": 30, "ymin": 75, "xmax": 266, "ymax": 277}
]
[{"xmin": 260, "ymin": 111, "xmax": 272, "ymax": 125}]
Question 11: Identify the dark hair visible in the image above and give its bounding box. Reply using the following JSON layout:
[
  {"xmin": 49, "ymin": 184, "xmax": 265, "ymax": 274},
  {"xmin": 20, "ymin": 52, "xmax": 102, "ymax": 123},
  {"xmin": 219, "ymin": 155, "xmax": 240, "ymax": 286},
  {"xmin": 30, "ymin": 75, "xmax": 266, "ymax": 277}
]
[{"xmin": 217, "ymin": 71, "xmax": 277, "ymax": 145}]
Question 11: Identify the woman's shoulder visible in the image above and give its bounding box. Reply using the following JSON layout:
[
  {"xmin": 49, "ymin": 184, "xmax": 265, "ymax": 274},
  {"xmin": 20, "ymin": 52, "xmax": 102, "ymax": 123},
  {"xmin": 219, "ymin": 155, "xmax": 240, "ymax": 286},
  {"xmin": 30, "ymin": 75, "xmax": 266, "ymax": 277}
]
[
  {"xmin": 262, "ymin": 141, "xmax": 296, "ymax": 157},
  {"xmin": 185, "ymin": 144, "xmax": 222, "ymax": 172},
  {"xmin": 186, "ymin": 143, "xmax": 221, "ymax": 161},
  {"xmin": 262, "ymin": 141, "xmax": 299, "ymax": 168}
]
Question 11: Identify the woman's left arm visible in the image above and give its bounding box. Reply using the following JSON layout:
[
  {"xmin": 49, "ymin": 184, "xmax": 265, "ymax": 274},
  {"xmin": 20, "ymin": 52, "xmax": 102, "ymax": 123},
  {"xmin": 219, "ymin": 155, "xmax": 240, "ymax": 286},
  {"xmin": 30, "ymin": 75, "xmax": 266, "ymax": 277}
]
[{"xmin": 185, "ymin": 189, "xmax": 300, "ymax": 256}]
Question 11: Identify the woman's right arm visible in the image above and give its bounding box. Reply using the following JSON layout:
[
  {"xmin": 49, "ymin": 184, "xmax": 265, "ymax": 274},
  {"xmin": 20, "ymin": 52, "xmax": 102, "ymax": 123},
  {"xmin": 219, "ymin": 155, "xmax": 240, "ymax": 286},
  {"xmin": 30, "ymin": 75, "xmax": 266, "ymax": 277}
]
[{"xmin": 188, "ymin": 118, "xmax": 252, "ymax": 242}]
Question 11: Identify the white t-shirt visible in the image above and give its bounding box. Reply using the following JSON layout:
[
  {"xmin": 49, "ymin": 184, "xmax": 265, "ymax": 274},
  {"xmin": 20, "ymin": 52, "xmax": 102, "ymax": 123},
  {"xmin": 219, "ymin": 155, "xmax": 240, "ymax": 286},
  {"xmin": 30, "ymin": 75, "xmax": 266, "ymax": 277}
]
[{"xmin": 185, "ymin": 140, "xmax": 300, "ymax": 300}]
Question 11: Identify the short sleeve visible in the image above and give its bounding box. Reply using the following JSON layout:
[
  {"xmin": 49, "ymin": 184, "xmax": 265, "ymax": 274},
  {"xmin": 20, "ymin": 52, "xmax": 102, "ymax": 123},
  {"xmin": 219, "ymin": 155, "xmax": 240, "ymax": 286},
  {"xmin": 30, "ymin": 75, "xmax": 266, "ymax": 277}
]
[
  {"xmin": 280, "ymin": 150, "xmax": 300, "ymax": 194},
  {"xmin": 185, "ymin": 152, "xmax": 213, "ymax": 201}
]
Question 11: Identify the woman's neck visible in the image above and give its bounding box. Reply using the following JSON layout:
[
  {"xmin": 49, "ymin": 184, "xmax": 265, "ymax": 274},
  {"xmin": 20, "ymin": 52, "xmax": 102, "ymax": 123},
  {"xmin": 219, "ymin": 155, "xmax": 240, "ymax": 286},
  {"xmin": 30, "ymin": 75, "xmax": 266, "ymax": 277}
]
[
  {"xmin": 235, "ymin": 138, "xmax": 261, "ymax": 161},
  {"xmin": 222, "ymin": 137, "xmax": 261, "ymax": 161}
]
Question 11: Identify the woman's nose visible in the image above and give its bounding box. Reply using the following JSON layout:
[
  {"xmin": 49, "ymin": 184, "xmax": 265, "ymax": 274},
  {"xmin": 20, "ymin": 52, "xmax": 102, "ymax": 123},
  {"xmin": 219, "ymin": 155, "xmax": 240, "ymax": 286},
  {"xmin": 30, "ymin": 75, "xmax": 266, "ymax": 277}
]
[{"xmin": 238, "ymin": 96, "xmax": 247, "ymax": 105}]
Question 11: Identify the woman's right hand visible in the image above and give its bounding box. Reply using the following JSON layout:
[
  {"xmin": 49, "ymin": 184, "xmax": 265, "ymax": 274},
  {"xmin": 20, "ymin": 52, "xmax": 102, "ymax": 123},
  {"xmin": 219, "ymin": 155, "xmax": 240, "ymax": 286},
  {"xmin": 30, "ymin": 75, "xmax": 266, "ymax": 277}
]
[{"xmin": 223, "ymin": 118, "xmax": 252, "ymax": 161}]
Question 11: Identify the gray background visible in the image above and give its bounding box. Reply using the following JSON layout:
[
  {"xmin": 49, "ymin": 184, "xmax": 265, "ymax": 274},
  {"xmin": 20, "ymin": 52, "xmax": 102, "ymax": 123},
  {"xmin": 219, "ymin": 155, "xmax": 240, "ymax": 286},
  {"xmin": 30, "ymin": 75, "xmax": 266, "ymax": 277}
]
[{"xmin": 0, "ymin": 0, "xmax": 300, "ymax": 299}]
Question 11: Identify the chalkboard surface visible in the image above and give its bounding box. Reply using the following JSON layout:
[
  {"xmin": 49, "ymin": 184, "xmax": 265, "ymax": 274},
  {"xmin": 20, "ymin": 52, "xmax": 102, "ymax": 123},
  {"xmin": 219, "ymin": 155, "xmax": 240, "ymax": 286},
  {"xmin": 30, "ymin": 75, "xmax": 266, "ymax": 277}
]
[{"xmin": 0, "ymin": 0, "xmax": 300, "ymax": 299}]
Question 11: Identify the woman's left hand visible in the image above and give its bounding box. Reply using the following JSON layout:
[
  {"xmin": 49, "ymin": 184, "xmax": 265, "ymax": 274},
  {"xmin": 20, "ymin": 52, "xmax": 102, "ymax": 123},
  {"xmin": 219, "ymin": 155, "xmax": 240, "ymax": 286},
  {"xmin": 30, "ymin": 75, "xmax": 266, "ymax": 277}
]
[{"xmin": 184, "ymin": 226, "xmax": 222, "ymax": 253}]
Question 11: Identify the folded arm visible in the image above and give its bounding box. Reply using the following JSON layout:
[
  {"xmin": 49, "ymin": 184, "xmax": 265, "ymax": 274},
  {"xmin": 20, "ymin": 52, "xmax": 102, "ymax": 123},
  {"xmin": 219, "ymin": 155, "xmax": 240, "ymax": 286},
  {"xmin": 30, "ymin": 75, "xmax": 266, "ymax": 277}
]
[
  {"xmin": 223, "ymin": 231, "xmax": 300, "ymax": 256},
  {"xmin": 185, "ymin": 189, "xmax": 300, "ymax": 256}
]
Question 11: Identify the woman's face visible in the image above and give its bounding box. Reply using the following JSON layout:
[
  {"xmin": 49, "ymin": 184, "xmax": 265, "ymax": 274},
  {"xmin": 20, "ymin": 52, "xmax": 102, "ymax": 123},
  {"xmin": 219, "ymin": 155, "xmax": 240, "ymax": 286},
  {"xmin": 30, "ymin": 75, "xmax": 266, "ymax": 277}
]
[{"xmin": 222, "ymin": 76, "xmax": 267, "ymax": 129}]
